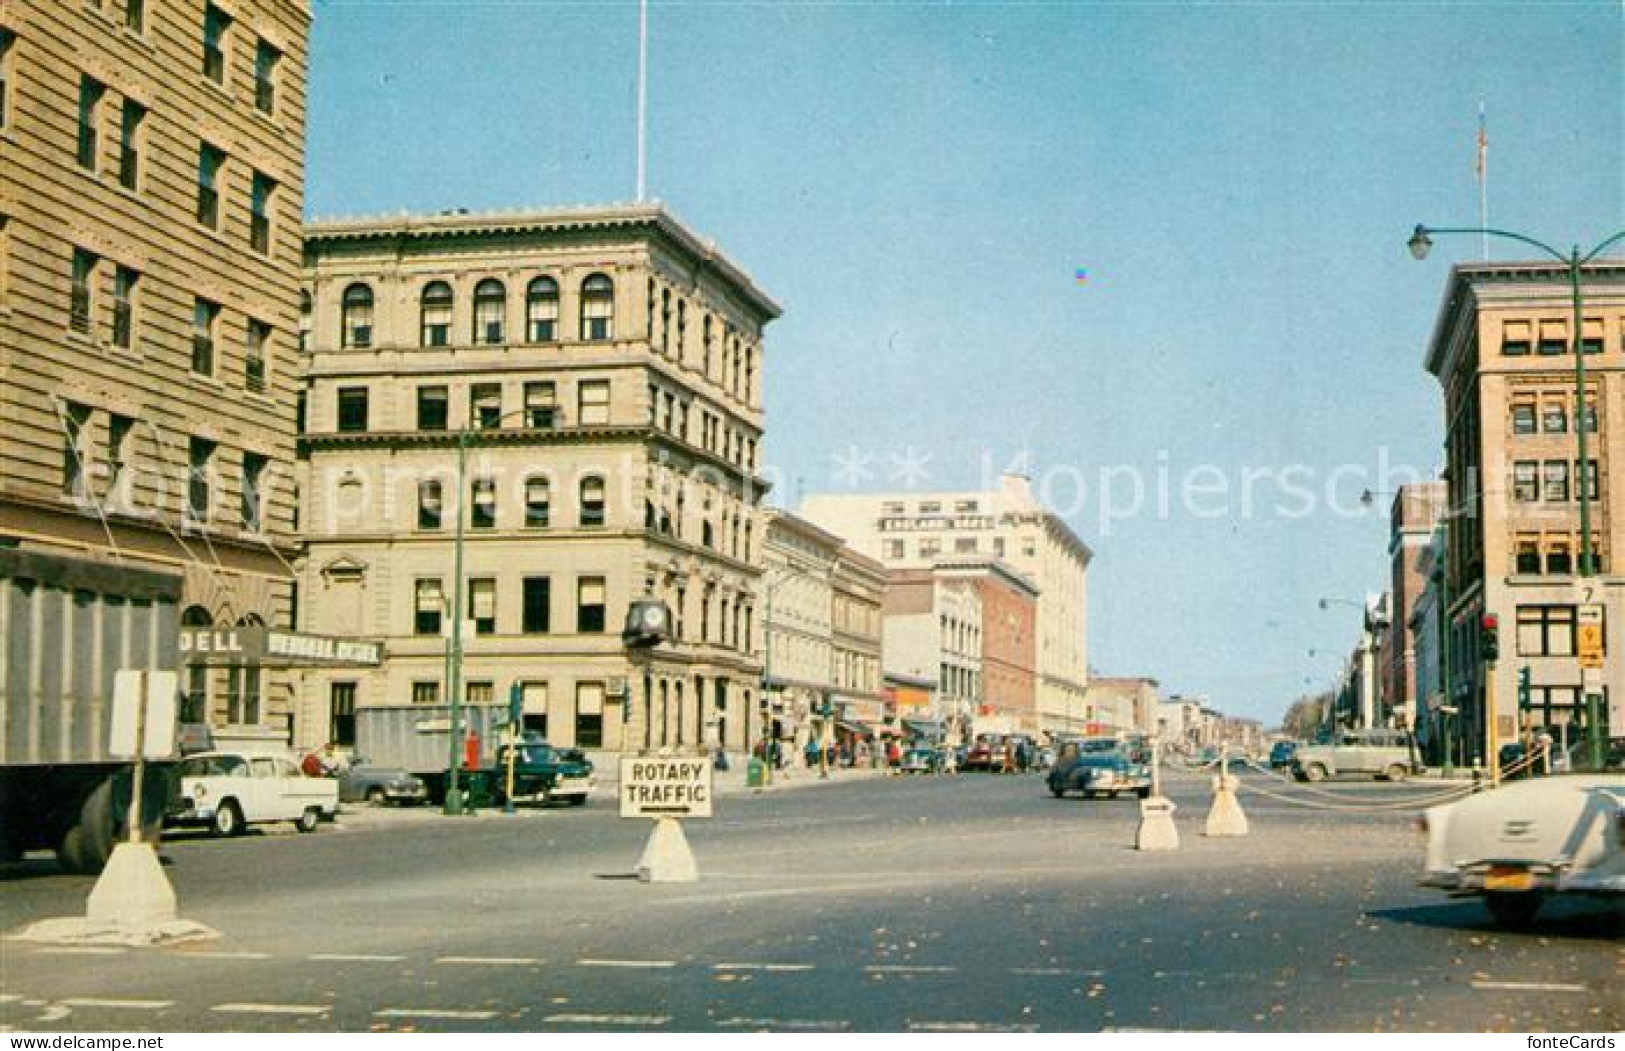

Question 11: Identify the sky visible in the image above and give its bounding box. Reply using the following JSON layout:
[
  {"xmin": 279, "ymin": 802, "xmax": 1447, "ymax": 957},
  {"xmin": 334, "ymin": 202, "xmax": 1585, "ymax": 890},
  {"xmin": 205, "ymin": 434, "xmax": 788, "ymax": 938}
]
[{"xmin": 305, "ymin": 1, "xmax": 1624, "ymax": 725}]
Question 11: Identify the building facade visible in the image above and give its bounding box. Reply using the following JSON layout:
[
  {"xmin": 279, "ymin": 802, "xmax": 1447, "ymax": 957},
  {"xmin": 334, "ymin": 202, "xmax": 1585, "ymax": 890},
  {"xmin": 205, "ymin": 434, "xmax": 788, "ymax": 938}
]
[
  {"xmin": 298, "ymin": 206, "xmax": 778, "ymax": 756},
  {"xmin": 1384, "ymin": 482, "xmax": 1447, "ymax": 732},
  {"xmin": 1085, "ymin": 676, "xmax": 1162, "ymax": 737},
  {"xmin": 0, "ymin": 0, "xmax": 309, "ymax": 745},
  {"xmin": 881, "ymin": 568, "xmax": 981, "ymax": 732},
  {"xmin": 829, "ymin": 544, "xmax": 886, "ymax": 723},
  {"xmin": 800, "ymin": 472, "xmax": 1091, "ymax": 732},
  {"xmin": 1423, "ymin": 262, "xmax": 1624, "ymax": 766},
  {"xmin": 761, "ymin": 510, "xmax": 836, "ymax": 754},
  {"xmin": 935, "ymin": 558, "xmax": 1038, "ymax": 730}
]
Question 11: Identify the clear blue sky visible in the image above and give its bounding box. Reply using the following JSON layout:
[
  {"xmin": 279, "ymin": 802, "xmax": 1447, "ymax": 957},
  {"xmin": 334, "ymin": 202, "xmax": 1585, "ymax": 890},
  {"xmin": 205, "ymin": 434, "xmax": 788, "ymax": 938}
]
[{"xmin": 306, "ymin": 1, "xmax": 1623, "ymax": 725}]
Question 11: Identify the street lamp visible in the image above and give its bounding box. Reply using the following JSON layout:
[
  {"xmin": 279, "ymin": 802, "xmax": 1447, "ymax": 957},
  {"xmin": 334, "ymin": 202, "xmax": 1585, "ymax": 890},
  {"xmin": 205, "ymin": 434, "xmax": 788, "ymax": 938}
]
[{"xmin": 1411, "ymin": 223, "xmax": 1625, "ymax": 773}]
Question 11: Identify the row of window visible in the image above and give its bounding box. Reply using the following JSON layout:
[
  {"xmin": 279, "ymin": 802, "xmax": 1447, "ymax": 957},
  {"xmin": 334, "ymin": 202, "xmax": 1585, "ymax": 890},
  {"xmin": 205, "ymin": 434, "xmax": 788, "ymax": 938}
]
[
  {"xmin": 885, "ymin": 499, "xmax": 982, "ymax": 515},
  {"xmin": 414, "ymin": 476, "xmax": 605, "ymax": 531},
  {"xmin": 410, "ymin": 575, "xmax": 756, "ymax": 651},
  {"xmin": 1510, "ymin": 400, "xmax": 1598, "ymax": 437},
  {"xmin": 1515, "ymin": 604, "xmax": 1607, "ymax": 658},
  {"xmin": 200, "ymin": 3, "xmax": 283, "ymax": 118},
  {"xmin": 1510, "ymin": 460, "xmax": 1601, "ymax": 504},
  {"xmin": 647, "ymin": 278, "xmax": 757, "ymax": 403},
  {"xmin": 60, "ymin": 403, "xmax": 269, "ymax": 531},
  {"xmin": 1499, "ymin": 319, "xmax": 1608, "ymax": 357},
  {"xmin": 883, "ymin": 536, "xmax": 1031, "ymax": 560},
  {"xmin": 333, "ymin": 380, "xmax": 607, "ymax": 434},
  {"xmin": 329, "ymin": 275, "xmax": 613, "ymax": 351},
  {"xmin": 649, "ymin": 382, "xmax": 757, "ymax": 470},
  {"xmin": 1512, "ymin": 534, "xmax": 1606, "ymax": 577},
  {"xmin": 69, "ymin": 248, "xmax": 272, "ymax": 390}
]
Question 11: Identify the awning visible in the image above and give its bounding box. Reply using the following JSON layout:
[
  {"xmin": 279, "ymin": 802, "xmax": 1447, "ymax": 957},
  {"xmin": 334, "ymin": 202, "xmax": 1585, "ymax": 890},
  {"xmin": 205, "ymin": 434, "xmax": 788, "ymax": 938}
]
[{"xmin": 903, "ymin": 718, "xmax": 944, "ymax": 739}]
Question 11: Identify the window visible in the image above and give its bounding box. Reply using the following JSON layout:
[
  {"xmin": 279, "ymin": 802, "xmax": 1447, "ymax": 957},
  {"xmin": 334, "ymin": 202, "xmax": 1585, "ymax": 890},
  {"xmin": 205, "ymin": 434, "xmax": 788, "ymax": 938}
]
[
  {"xmin": 1582, "ymin": 403, "xmax": 1598, "ymax": 433},
  {"xmin": 1537, "ymin": 321, "xmax": 1566, "ymax": 356},
  {"xmin": 77, "ymin": 76, "xmax": 104, "ymax": 171},
  {"xmin": 411, "ymin": 681, "xmax": 441, "ymax": 705},
  {"xmin": 520, "ymin": 682, "xmax": 548, "ymax": 736},
  {"xmin": 420, "ymin": 282, "xmax": 452, "ymax": 346},
  {"xmin": 1542, "ymin": 404, "xmax": 1566, "ymax": 434},
  {"xmin": 524, "ymin": 476, "xmax": 550, "ymax": 527},
  {"xmin": 330, "ymin": 682, "xmax": 357, "ymax": 746},
  {"xmin": 107, "ymin": 414, "xmax": 133, "ymax": 497},
  {"xmin": 524, "ymin": 382, "xmax": 556, "ymax": 427},
  {"xmin": 187, "ymin": 437, "xmax": 214, "ymax": 522},
  {"xmin": 1510, "ymin": 460, "xmax": 1539, "ymax": 502},
  {"xmin": 466, "ymin": 681, "xmax": 493, "ymax": 706},
  {"xmin": 576, "ymin": 577, "xmax": 606, "ymax": 633},
  {"xmin": 298, "ymin": 290, "xmax": 311, "ymax": 352},
  {"xmin": 202, "ymin": 4, "xmax": 229, "ymax": 84},
  {"xmin": 580, "ymin": 273, "xmax": 614, "ymax": 340},
  {"xmin": 885, "ymin": 539, "xmax": 905, "ymax": 559},
  {"xmin": 191, "ymin": 298, "xmax": 218, "ymax": 375},
  {"xmin": 575, "ymin": 682, "xmax": 604, "ymax": 748},
  {"xmin": 196, "ymin": 143, "xmax": 224, "ymax": 228},
  {"xmin": 227, "ymin": 666, "xmax": 260, "ymax": 724},
  {"xmin": 470, "ymin": 384, "xmax": 501, "ymax": 430},
  {"xmin": 1580, "ymin": 319, "xmax": 1604, "ymax": 355},
  {"xmin": 124, "ymin": 0, "xmax": 145, "ymax": 33},
  {"xmin": 1577, "ymin": 459, "xmax": 1600, "ymax": 501},
  {"xmin": 61, "ymin": 402, "xmax": 90, "ymax": 497},
  {"xmin": 118, "ymin": 99, "xmax": 144, "ymax": 191},
  {"xmin": 245, "ymin": 320, "xmax": 269, "ymax": 392},
  {"xmin": 69, "ymin": 249, "xmax": 96, "ymax": 334},
  {"xmin": 109, "ymin": 265, "xmax": 137, "ymax": 350},
  {"xmin": 0, "ymin": 31, "xmax": 14, "ymax": 130},
  {"xmin": 526, "ymin": 277, "xmax": 559, "ymax": 342},
  {"xmin": 250, "ymin": 172, "xmax": 274, "ymax": 254},
  {"xmin": 1517, "ymin": 605, "xmax": 1575, "ymax": 657},
  {"xmin": 1543, "ymin": 461, "xmax": 1569, "ymax": 502},
  {"xmin": 470, "ymin": 477, "xmax": 496, "ymax": 529},
  {"xmin": 468, "ymin": 578, "xmax": 496, "ymax": 635},
  {"xmin": 1500, "ymin": 321, "xmax": 1530, "ymax": 356},
  {"xmin": 341, "ymin": 284, "xmax": 373, "ymax": 348},
  {"xmin": 919, "ymin": 538, "xmax": 941, "ymax": 559},
  {"xmin": 882, "ymin": 501, "xmax": 905, "ymax": 515},
  {"xmin": 522, "ymin": 576, "xmax": 551, "ymax": 633},
  {"xmin": 414, "ymin": 579, "xmax": 443, "ymax": 635},
  {"xmin": 919, "ymin": 501, "xmax": 942, "ymax": 514},
  {"xmin": 416, "ymin": 385, "xmax": 448, "ymax": 430},
  {"xmin": 1547, "ymin": 542, "xmax": 1574, "ymax": 576},
  {"xmin": 579, "ymin": 476, "xmax": 605, "ymax": 527},
  {"xmin": 1510, "ymin": 404, "xmax": 1536, "ymax": 435},
  {"xmin": 241, "ymin": 452, "xmax": 266, "ymax": 531},
  {"xmin": 954, "ymin": 537, "xmax": 977, "ymax": 553},
  {"xmin": 253, "ymin": 38, "xmax": 279, "ymax": 115},
  {"xmin": 336, "ymin": 387, "xmax": 368, "ymax": 432},
  {"xmin": 1514, "ymin": 540, "xmax": 1541, "ymax": 574},
  {"xmin": 417, "ymin": 479, "xmax": 442, "ymax": 529},
  {"xmin": 578, "ymin": 380, "xmax": 610, "ymax": 426},
  {"xmin": 955, "ymin": 500, "xmax": 979, "ymax": 513},
  {"xmin": 473, "ymin": 278, "xmax": 505, "ymax": 344}
]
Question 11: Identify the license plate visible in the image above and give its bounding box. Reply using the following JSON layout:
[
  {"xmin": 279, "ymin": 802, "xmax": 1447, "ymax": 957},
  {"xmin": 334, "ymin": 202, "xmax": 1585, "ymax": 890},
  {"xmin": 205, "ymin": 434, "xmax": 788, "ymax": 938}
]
[{"xmin": 1483, "ymin": 870, "xmax": 1535, "ymax": 892}]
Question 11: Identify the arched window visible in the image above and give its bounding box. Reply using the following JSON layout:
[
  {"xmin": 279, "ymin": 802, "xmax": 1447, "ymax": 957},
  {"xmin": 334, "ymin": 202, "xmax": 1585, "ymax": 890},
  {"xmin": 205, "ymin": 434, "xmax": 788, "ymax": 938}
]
[
  {"xmin": 341, "ymin": 283, "xmax": 373, "ymax": 348},
  {"xmin": 581, "ymin": 273, "xmax": 614, "ymax": 341},
  {"xmin": 579, "ymin": 475, "xmax": 606, "ymax": 527},
  {"xmin": 473, "ymin": 278, "xmax": 505, "ymax": 344},
  {"xmin": 298, "ymin": 290, "xmax": 311, "ymax": 352},
  {"xmin": 526, "ymin": 276, "xmax": 559, "ymax": 342},
  {"xmin": 420, "ymin": 281, "xmax": 452, "ymax": 347}
]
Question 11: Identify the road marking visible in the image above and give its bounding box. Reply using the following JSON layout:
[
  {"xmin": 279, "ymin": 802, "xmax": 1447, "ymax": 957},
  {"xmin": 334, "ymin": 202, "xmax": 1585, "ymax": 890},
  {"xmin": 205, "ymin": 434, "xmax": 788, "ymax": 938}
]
[
  {"xmin": 375, "ymin": 1008, "xmax": 499, "ymax": 1021},
  {"xmin": 213, "ymin": 1003, "xmax": 330, "ymax": 1016},
  {"xmin": 909, "ymin": 1022, "xmax": 1037, "ymax": 1033},
  {"xmin": 718, "ymin": 1017, "xmax": 850, "ymax": 1031},
  {"xmin": 712, "ymin": 963, "xmax": 815, "ymax": 973},
  {"xmin": 310, "ymin": 953, "xmax": 406, "ymax": 963},
  {"xmin": 1009, "ymin": 967, "xmax": 1105, "ymax": 977},
  {"xmin": 576, "ymin": 958, "xmax": 676, "ymax": 969},
  {"xmin": 0, "ymin": 995, "xmax": 21, "ymax": 1004},
  {"xmin": 864, "ymin": 964, "xmax": 958, "ymax": 974},
  {"xmin": 436, "ymin": 956, "xmax": 541, "ymax": 966},
  {"xmin": 1471, "ymin": 981, "xmax": 1589, "ymax": 994},
  {"xmin": 33, "ymin": 948, "xmax": 127, "ymax": 956},
  {"xmin": 543, "ymin": 1013, "xmax": 671, "ymax": 1026},
  {"xmin": 59, "ymin": 998, "xmax": 172, "ymax": 1010},
  {"xmin": 175, "ymin": 951, "xmax": 273, "ymax": 960}
]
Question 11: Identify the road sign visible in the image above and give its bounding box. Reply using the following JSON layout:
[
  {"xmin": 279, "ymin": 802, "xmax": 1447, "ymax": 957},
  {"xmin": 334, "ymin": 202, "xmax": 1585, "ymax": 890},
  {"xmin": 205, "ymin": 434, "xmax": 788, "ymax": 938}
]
[
  {"xmin": 620, "ymin": 756, "xmax": 713, "ymax": 818},
  {"xmin": 1577, "ymin": 604, "xmax": 1604, "ymax": 669},
  {"xmin": 110, "ymin": 669, "xmax": 178, "ymax": 759}
]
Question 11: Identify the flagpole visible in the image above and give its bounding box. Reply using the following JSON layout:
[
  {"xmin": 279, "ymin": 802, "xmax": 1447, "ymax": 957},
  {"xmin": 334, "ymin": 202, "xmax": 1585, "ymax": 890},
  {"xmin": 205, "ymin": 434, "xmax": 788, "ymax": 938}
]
[
  {"xmin": 636, "ymin": 0, "xmax": 648, "ymax": 203},
  {"xmin": 1477, "ymin": 101, "xmax": 1489, "ymax": 260}
]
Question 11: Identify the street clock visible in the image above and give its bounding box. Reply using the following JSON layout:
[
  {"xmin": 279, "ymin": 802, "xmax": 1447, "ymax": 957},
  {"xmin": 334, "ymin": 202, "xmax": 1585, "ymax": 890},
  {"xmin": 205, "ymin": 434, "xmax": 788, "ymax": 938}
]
[{"xmin": 622, "ymin": 597, "xmax": 671, "ymax": 648}]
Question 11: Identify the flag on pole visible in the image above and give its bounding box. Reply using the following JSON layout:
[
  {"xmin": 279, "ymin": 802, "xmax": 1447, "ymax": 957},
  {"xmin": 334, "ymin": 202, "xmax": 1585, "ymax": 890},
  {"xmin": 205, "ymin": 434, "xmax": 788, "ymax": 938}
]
[{"xmin": 1474, "ymin": 105, "xmax": 1487, "ymax": 184}]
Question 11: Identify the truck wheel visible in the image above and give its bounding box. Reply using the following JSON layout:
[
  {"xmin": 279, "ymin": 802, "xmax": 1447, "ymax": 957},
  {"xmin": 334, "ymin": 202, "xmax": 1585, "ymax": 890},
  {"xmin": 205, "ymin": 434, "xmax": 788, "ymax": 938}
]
[
  {"xmin": 58, "ymin": 824, "xmax": 91, "ymax": 874},
  {"xmin": 366, "ymin": 787, "xmax": 386, "ymax": 806},
  {"xmin": 212, "ymin": 800, "xmax": 243, "ymax": 837},
  {"xmin": 295, "ymin": 807, "xmax": 321, "ymax": 834},
  {"xmin": 1303, "ymin": 763, "xmax": 1328, "ymax": 782},
  {"xmin": 1485, "ymin": 892, "xmax": 1542, "ymax": 927},
  {"xmin": 76, "ymin": 779, "xmax": 117, "ymax": 873},
  {"xmin": 1383, "ymin": 764, "xmax": 1408, "ymax": 782}
]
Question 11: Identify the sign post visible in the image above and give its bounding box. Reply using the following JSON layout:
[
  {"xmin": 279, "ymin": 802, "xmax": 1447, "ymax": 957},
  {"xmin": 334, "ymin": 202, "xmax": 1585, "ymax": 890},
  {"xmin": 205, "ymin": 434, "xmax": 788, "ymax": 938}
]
[{"xmin": 620, "ymin": 755, "xmax": 712, "ymax": 882}]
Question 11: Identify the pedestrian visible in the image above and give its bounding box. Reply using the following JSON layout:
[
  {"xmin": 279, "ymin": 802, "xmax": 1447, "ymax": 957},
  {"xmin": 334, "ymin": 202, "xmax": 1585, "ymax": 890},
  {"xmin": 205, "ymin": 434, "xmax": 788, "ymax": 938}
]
[
  {"xmin": 804, "ymin": 738, "xmax": 819, "ymax": 769},
  {"xmin": 1001, "ymin": 738, "xmax": 1016, "ymax": 775}
]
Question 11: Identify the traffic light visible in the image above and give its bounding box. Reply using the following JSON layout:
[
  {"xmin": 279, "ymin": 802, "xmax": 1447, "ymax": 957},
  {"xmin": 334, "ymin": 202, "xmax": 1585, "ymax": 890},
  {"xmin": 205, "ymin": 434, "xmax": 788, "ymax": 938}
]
[
  {"xmin": 1479, "ymin": 613, "xmax": 1499, "ymax": 663},
  {"xmin": 1516, "ymin": 666, "xmax": 1531, "ymax": 710}
]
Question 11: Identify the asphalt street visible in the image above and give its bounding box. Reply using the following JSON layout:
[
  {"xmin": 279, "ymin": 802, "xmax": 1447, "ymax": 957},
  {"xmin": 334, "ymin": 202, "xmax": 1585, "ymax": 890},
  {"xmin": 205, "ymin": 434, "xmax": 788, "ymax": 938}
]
[{"xmin": 2, "ymin": 768, "xmax": 1620, "ymax": 1033}]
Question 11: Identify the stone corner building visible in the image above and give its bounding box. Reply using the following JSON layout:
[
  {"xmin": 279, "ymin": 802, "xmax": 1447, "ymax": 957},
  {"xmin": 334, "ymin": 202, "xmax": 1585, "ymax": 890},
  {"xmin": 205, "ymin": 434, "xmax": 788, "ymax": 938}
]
[
  {"xmin": 0, "ymin": 0, "xmax": 309, "ymax": 746},
  {"xmin": 298, "ymin": 205, "xmax": 779, "ymax": 755}
]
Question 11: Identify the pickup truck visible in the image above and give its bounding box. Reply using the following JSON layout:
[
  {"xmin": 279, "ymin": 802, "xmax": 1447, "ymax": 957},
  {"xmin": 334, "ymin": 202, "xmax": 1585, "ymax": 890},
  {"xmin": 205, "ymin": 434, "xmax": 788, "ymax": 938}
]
[
  {"xmin": 166, "ymin": 751, "xmax": 339, "ymax": 836},
  {"xmin": 490, "ymin": 738, "xmax": 594, "ymax": 806}
]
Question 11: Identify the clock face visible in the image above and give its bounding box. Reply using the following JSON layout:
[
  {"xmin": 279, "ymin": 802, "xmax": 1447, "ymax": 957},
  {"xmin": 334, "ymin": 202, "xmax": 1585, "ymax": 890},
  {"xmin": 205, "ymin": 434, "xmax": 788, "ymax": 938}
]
[{"xmin": 641, "ymin": 605, "xmax": 665, "ymax": 630}]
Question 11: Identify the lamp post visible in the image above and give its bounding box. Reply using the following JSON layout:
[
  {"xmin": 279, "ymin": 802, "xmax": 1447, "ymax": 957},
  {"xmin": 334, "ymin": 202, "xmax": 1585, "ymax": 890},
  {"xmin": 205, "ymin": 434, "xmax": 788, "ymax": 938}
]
[{"xmin": 1409, "ymin": 224, "xmax": 1625, "ymax": 770}]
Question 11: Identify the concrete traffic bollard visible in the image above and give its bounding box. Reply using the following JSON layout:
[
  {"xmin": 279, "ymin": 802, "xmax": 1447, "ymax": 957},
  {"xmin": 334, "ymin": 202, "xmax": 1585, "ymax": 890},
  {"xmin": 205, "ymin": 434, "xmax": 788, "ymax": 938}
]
[
  {"xmin": 1204, "ymin": 771, "xmax": 1249, "ymax": 836},
  {"xmin": 1135, "ymin": 796, "xmax": 1179, "ymax": 851},
  {"xmin": 86, "ymin": 842, "xmax": 177, "ymax": 923},
  {"xmin": 636, "ymin": 816, "xmax": 699, "ymax": 883}
]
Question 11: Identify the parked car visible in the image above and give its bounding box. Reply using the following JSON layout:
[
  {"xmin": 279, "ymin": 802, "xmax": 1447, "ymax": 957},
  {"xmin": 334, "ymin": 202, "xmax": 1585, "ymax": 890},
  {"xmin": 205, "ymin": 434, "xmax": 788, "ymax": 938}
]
[
  {"xmin": 899, "ymin": 747, "xmax": 941, "ymax": 774},
  {"xmin": 1293, "ymin": 728, "xmax": 1416, "ymax": 782},
  {"xmin": 964, "ymin": 734, "xmax": 1005, "ymax": 771},
  {"xmin": 339, "ymin": 758, "xmax": 428, "ymax": 806},
  {"xmin": 1419, "ymin": 771, "xmax": 1625, "ymax": 926},
  {"xmin": 1268, "ymin": 741, "xmax": 1299, "ymax": 770},
  {"xmin": 490, "ymin": 737, "xmax": 594, "ymax": 805},
  {"xmin": 1047, "ymin": 744, "xmax": 1152, "ymax": 799},
  {"xmin": 166, "ymin": 751, "xmax": 339, "ymax": 836}
]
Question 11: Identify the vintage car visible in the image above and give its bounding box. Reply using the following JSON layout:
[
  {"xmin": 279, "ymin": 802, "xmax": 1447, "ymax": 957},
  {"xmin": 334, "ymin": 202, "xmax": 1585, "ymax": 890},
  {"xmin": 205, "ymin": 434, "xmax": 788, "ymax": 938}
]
[
  {"xmin": 1047, "ymin": 745, "xmax": 1152, "ymax": 799},
  {"xmin": 166, "ymin": 751, "xmax": 340, "ymax": 836},
  {"xmin": 489, "ymin": 738, "xmax": 593, "ymax": 805},
  {"xmin": 1418, "ymin": 772, "xmax": 1625, "ymax": 926},
  {"xmin": 339, "ymin": 758, "xmax": 429, "ymax": 806},
  {"xmin": 1293, "ymin": 728, "xmax": 1416, "ymax": 782},
  {"xmin": 899, "ymin": 747, "xmax": 941, "ymax": 774}
]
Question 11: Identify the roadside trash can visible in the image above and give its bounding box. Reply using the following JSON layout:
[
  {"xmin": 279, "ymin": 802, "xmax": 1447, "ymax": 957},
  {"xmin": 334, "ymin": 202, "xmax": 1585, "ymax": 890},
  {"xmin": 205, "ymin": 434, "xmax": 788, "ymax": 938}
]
[{"xmin": 746, "ymin": 758, "xmax": 766, "ymax": 788}]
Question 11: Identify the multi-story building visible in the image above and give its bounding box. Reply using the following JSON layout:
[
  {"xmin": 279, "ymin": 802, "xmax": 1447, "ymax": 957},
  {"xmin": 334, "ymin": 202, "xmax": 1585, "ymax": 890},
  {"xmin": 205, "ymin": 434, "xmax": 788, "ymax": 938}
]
[
  {"xmin": 830, "ymin": 544, "xmax": 886, "ymax": 724},
  {"xmin": 800, "ymin": 472, "xmax": 1091, "ymax": 731},
  {"xmin": 935, "ymin": 557, "xmax": 1037, "ymax": 729},
  {"xmin": 761, "ymin": 510, "xmax": 837, "ymax": 754},
  {"xmin": 1423, "ymin": 262, "xmax": 1623, "ymax": 765},
  {"xmin": 1410, "ymin": 526, "xmax": 1448, "ymax": 763},
  {"xmin": 0, "ymin": 0, "xmax": 309, "ymax": 746},
  {"xmin": 298, "ymin": 205, "xmax": 778, "ymax": 756},
  {"xmin": 1384, "ymin": 482, "xmax": 1447, "ymax": 732},
  {"xmin": 1085, "ymin": 676, "xmax": 1162, "ymax": 737},
  {"xmin": 881, "ymin": 568, "xmax": 981, "ymax": 732}
]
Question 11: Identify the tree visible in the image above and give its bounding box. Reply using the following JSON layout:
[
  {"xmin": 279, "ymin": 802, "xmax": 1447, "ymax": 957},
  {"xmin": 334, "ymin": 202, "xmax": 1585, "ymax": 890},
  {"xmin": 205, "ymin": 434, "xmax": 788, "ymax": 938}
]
[{"xmin": 1280, "ymin": 692, "xmax": 1331, "ymax": 741}]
